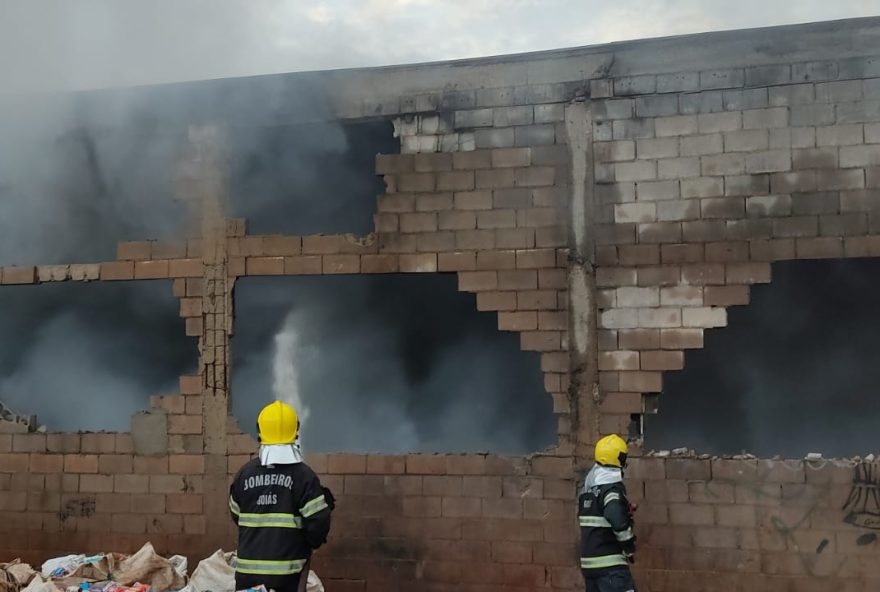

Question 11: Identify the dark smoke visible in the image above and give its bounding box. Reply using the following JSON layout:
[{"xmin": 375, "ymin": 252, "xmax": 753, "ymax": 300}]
[
  {"xmin": 220, "ymin": 108, "xmax": 555, "ymax": 454},
  {"xmin": 2, "ymin": 74, "xmax": 555, "ymax": 450},
  {"xmin": 231, "ymin": 275, "xmax": 556, "ymax": 454},
  {"xmin": 0, "ymin": 281, "xmax": 196, "ymax": 431},
  {"xmin": 227, "ymin": 119, "xmax": 396, "ymax": 235},
  {"xmin": 0, "ymin": 75, "xmax": 372, "ymax": 431},
  {"xmin": 645, "ymin": 258, "xmax": 880, "ymax": 459},
  {"xmin": 0, "ymin": 91, "xmax": 196, "ymax": 430}
]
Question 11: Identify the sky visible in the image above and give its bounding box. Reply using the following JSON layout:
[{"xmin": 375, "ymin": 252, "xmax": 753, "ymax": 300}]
[{"xmin": 0, "ymin": 0, "xmax": 877, "ymax": 94}]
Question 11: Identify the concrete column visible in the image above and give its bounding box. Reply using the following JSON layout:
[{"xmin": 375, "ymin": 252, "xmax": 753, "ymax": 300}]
[
  {"xmin": 564, "ymin": 101, "xmax": 600, "ymax": 469},
  {"xmin": 181, "ymin": 125, "xmax": 233, "ymax": 546}
]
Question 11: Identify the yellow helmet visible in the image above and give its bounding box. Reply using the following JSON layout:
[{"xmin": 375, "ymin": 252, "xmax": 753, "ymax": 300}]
[
  {"xmin": 257, "ymin": 401, "xmax": 299, "ymax": 445},
  {"xmin": 595, "ymin": 434, "xmax": 628, "ymax": 468}
]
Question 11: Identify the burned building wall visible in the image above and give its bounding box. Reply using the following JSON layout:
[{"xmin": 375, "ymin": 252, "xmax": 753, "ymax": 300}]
[
  {"xmin": 583, "ymin": 21, "xmax": 880, "ymax": 590},
  {"xmin": 0, "ymin": 16, "xmax": 879, "ymax": 592}
]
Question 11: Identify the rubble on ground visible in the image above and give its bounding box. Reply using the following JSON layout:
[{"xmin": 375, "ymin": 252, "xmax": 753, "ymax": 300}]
[
  {"xmin": 0, "ymin": 400, "xmax": 44, "ymax": 434},
  {"xmin": 644, "ymin": 448, "xmax": 878, "ymax": 463},
  {"xmin": 0, "ymin": 544, "xmax": 323, "ymax": 592}
]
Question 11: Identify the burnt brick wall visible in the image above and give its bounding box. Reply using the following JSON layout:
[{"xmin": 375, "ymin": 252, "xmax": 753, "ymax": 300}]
[
  {"xmin": 591, "ymin": 60, "xmax": 880, "ymax": 438},
  {"xmin": 588, "ymin": 54, "xmax": 880, "ymax": 589},
  {"xmin": 1, "ymin": 19, "xmax": 880, "ymax": 592}
]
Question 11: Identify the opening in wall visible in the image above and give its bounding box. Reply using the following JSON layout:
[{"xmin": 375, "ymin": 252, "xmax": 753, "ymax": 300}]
[
  {"xmin": 0, "ymin": 281, "xmax": 198, "ymax": 432},
  {"xmin": 227, "ymin": 119, "xmax": 398, "ymax": 236},
  {"xmin": 230, "ymin": 274, "xmax": 556, "ymax": 454},
  {"xmin": 645, "ymin": 258, "xmax": 880, "ymax": 458}
]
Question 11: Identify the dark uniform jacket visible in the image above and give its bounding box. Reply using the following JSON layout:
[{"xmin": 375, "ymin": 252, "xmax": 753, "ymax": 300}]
[
  {"xmin": 229, "ymin": 458, "xmax": 333, "ymax": 589},
  {"xmin": 578, "ymin": 465, "xmax": 635, "ymax": 575}
]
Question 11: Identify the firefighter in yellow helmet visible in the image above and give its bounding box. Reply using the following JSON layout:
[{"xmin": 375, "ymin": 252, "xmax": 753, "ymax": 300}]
[
  {"xmin": 229, "ymin": 401, "xmax": 334, "ymax": 592},
  {"xmin": 578, "ymin": 434, "xmax": 637, "ymax": 592}
]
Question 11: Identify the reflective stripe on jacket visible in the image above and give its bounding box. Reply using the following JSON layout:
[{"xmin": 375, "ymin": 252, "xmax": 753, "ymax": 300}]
[
  {"xmin": 229, "ymin": 458, "xmax": 332, "ymax": 576},
  {"xmin": 578, "ymin": 480, "xmax": 635, "ymax": 573}
]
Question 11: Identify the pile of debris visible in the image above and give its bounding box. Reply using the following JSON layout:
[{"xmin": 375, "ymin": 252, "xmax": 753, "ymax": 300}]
[
  {"xmin": 0, "ymin": 544, "xmax": 323, "ymax": 592},
  {"xmin": 0, "ymin": 400, "xmax": 44, "ymax": 434}
]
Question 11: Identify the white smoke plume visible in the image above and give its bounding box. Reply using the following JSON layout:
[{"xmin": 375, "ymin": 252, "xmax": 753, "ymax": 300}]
[{"xmin": 272, "ymin": 311, "xmax": 311, "ymax": 426}]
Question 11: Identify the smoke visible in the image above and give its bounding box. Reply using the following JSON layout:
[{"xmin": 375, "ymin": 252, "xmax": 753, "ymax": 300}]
[
  {"xmin": 0, "ymin": 281, "xmax": 196, "ymax": 431},
  {"xmin": 2, "ymin": 2, "xmax": 877, "ymax": 95},
  {"xmin": 0, "ymin": 104, "xmax": 551, "ymax": 446},
  {"xmin": 0, "ymin": 94, "xmax": 185, "ymax": 266},
  {"xmin": 645, "ymin": 258, "xmax": 880, "ymax": 459},
  {"xmin": 227, "ymin": 119, "xmax": 395, "ymax": 235},
  {"xmin": 0, "ymin": 17, "xmax": 544, "ymax": 448},
  {"xmin": 231, "ymin": 275, "xmax": 556, "ymax": 454},
  {"xmin": 0, "ymin": 62, "xmax": 373, "ymax": 431},
  {"xmin": 272, "ymin": 311, "xmax": 311, "ymax": 426},
  {"xmin": 0, "ymin": 86, "xmax": 199, "ymax": 430}
]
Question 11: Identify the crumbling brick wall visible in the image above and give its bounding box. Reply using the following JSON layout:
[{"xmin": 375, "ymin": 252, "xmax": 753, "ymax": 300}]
[
  {"xmin": 591, "ymin": 65, "xmax": 880, "ymax": 436},
  {"xmin": 2, "ymin": 17, "xmax": 880, "ymax": 592},
  {"xmin": 583, "ymin": 32, "xmax": 880, "ymax": 590}
]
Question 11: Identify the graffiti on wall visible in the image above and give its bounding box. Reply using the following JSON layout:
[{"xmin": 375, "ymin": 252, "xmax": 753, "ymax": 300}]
[
  {"xmin": 58, "ymin": 497, "xmax": 96, "ymax": 521},
  {"xmin": 710, "ymin": 461, "xmax": 880, "ymax": 577},
  {"xmin": 842, "ymin": 462, "xmax": 880, "ymax": 530}
]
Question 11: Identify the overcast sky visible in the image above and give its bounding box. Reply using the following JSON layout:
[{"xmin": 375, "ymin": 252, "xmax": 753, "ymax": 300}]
[{"xmin": 0, "ymin": 1, "xmax": 877, "ymax": 94}]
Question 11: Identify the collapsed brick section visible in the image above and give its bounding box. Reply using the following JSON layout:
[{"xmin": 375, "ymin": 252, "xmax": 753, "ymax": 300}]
[
  {"xmin": 1, "ymin": 19, "xmax": 880, "ymax": 591},
  {"xmin": 220, "ymin": 141, "xmax": 573, "ymax": 447}
]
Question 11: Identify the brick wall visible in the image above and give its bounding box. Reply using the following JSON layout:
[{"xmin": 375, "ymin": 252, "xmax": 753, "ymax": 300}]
[
  {"xmin": 0, "ymin": 426, "xmax": 209, "ymax": 564},
  {"xmin": 625, "ymin": 456, "xmax": 880, "ymax": 589},
  {"xmin": 584, "ymin": 53, "xmax": 880, "ymax": 589},
  {"xmin": 1, "ymin": 19, "xmax": 880, "ymax": 592},
  {"xmin": 591, "ymin": 64, "xmax": 880, "ymax": 438}
]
